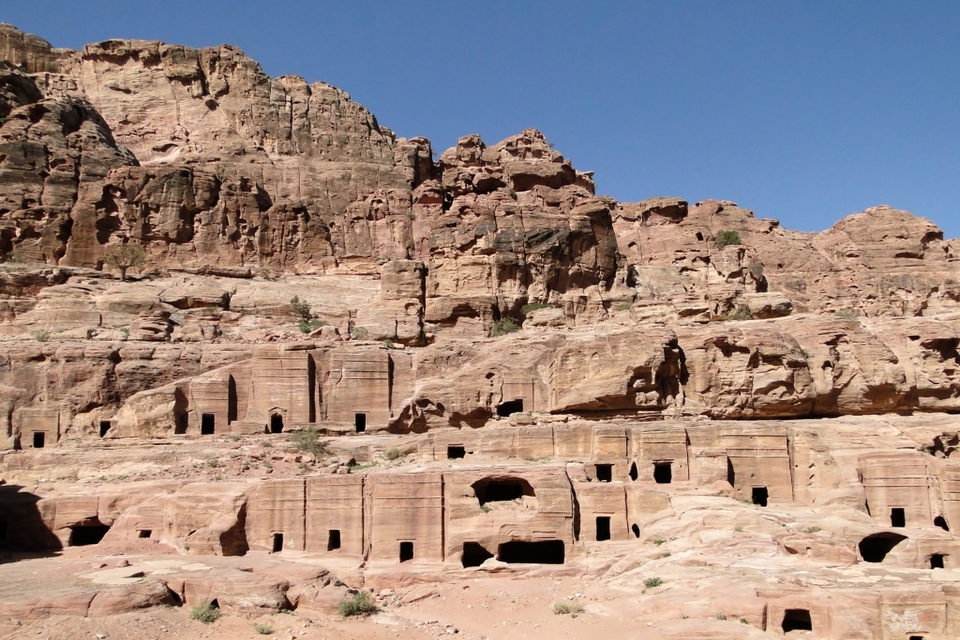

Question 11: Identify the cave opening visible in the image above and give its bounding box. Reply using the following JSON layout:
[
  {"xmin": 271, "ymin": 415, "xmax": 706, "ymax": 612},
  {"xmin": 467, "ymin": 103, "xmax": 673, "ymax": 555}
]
[
  {"xmin": 631, "ymin": 523, "xmax": 640, "ymax": 538},
  {"xmin": 496, "ymin": 399, "xmax": 524, "ymax": 417},
  {"xmin": 99, "ymin": 421, "xmax": 111, "ymax": 437},
  {"xmin": 472, "ymin": 477, "xmax": 535, "ymax": 505},
  {"xmin": 934, "ymin": 515, "xmax": 950, "ymax": 531},
  {"xmin": 461, "ymin": 542, "xmax": 494, "ymax": 568},
  {"xmin": 781, "ymin": 608, "xmax": 813, "ymax": 633},
  {"xmin": 447, "ymin": 445, "xmax": 466, "ymax": 459},
  {"xmin": 138, "ymin": 529, "xmax": 152, "ymax": 539},
  {"xmin": 931, "ymin": 553, "xmax": 945, "ymax": 569},
  {"xmin": 858, "ymin": 532, "xmax": 908, "ymax": 563},
  {"xmin": 497, "ymin": 540, "xmax": 565, "ymax": 564},
  {"xmin": 69, "ymin": 522, "xmax": 110, "ymax": 546},
  {"xmin": 629, "ymin": 461, "xmax": 638, "ymax": 481}
]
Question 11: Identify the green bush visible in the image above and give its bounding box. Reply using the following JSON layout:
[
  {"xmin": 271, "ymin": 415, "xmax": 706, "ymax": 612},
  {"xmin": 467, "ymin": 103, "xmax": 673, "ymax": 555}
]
[
  {"xmin": 714, "ymin": 230, "xmax": 742, "ymax": 248},
  {"xmin": 643, "ymin": 577, "xmax": 663, "ymax": 589},
  {"xmin": 190, "ymin": 603, "xmax": 221, "ymax": 624},
  {"xmin": 723, "ymin": 305, "xmax": 754, "ymax": 321},
  {"xmin": 252, "ymin": 622, "xmax": 272, "ymax": 635},
  {"xmin": 338, "ymin": 590, "xmax": 378, "ymax": 617},
  {"xmin": 520, "ymin": 302, "xmax": 552, "ymax": 315},
  {"xmin": 352, "ymin": 326, "xmax": 370, "ymax": 340},
  {"xmin": 105, "ymin": 243, "xmax": 146, "ymax": 281},
  {"xmin": 384, "ymin": 447, "xmax": 404, "ymax": 461},
  {"xmin": 553, "ymin": 601, "xmax": 585, "ymax": 616},
  {"xmin": 31, "ymin": 330, "xmax": 49, "ymax": 342},
  {"xmin": 289, "ymin": 296, "xmax": 312, "ymax": 322},
  {"xmin": 489, "ymin": 318, "xmax": 520, "ymax": 337},
  {"xmin": 289, "ymin": 428, "xmax": 328, "ymax": 457},
  {"xmin": 298, "ymin": 319, "xmax": 328, "ymax": 333}
]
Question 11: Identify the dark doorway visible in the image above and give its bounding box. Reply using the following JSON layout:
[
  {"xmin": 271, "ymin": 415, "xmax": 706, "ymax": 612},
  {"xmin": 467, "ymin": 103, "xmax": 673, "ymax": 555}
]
[
  {"xmin": 138, "ymin": 529, "xmax": 152, "ymax": 539},
  {"xmin": 99, "ymin": 421, "xmax": 111, "ymax": 437},
  {"xmin": 934, "ymin": 515, "xmax": 950, "ymax": 531},
  {"xmin": 175, "ymin": 413, "xmax": 188, "ymax": 435},
  {"xmin": 596, "ymin": 516, "xmax": 611, "ymax": 541},
  {"xmin": 596, "ymin": 464, "xmax": 613, "ymax": 483},
  {"xmin": 752, "ymin": 487, "xmax": 768, "ymax": 507},
  {"xmin": 69, "ymin": 523, "xmax": 110, "ymax": 546},
  {"xmin": 272, "ymin": 532, "xmax": 283, "ymax": 553},
  {"xmin": 0, "ymin": 520, "xmax": 7, "ymax": 541},
  {"xmin": 781, "ymin": 609, "xmax": 813, "ymax": 633},
  {"xmin": 496, "ymin": 399, "xmax": 524, "ymax": 417},
  {"xmin": 653, "ymin": 462, "xmax": 673, "ymax": 484},
  {"xmin": 629, "ymin": 461, "xmax": 638, "ymax": 481},
  {"xmin": 858, "ymin": 532, "xmax": 908, "ymax": 562},
  {"xmin": 270, "ymin": 414, "xmax": 284, "ymax": 434},
  {"xmin": 461, "ymin": 542, "xmax": 494, "ymax": 568},
  {"xmin": 399, "ymin": 541, "xmax": 414, "ymax": 562},
  {"xmin": 32, "ymin": 432, "xmax": 45, "ymax": 448},
  {"xmin": 631, "ymin": 524, "xmax": 640, "ymax": 538},
  {"xmin": 891, "ymin": 508, "xmax": 906, "ymax": 527},
  {"xmin": 355, "ymin": 413, "xmax": 366, "ymax": 433},
  {"xmin": 327, "ymin": 530, "xmax": 341, "ymax": 551},
  {"xmin": 726, "ymin": 457, "xmax": 736, "ymax": 486},
  {"xmin": 497, "ymin": 540, "xmax": 565, "ymax": 564},
  {"xmin": 931, "ymin": 553, "xmax": 945, "ymax": 569},
  {"xmin": 448, "ymin": 446, "xmax": 466, "ymax": 459},
  {"xmin": 201, "ymin": 414, "xmax": 215, "ymax": 435}
]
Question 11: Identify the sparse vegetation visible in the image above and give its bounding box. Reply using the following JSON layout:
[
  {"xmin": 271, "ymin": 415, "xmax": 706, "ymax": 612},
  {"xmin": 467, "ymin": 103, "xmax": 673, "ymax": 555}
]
[
  {"xmin": 723, "ymin": 305, "xmax": 754, "ymax": 321},
  {"xmin": 714, "ymin": 230, "xmax": 742, "ymax": 248},
  {"xmin": 105, "ymin": 243, "xmax": 146, "ymax": 281},
  {"xmin": 338, "ymin": 590, "xmax": 378, "ymax": 617},
  {"xmin": 252, "ymin": 622, "xmax": 273, "ymax": 635},
  {"xmin": 802, "ymin": 526, "xmax": 821, "ymax": 534},
  {"xmin": 298, "ymin": 318, "xmax": 328, "ymax": 333},
  {"xmin": 520, "ymin": 302, "xmax": 552, "ymax": 315},
  {"xmin": 643, "ymin": 577, "xmax": 663, "ymax": 589},
  {"xmin": 44, "ymin": 61, "xmax": 59, "ymax": 73},
  {"xmin": 480, "ymin": 504, "xmax": 491, "ymax": 513},
  {"xmin": 351, "ymin": 326, "xmax": 370, "ymax": 340},
  {"xmin": 289, "ymin": 427, "xmax": 328, "ymax": 457},
  {"xmin": 384, "ymin": 447, "xmax": 404, "ymax": 461},
  {"xmin": 32, "ymin": 330, "xmax": 49, "ymax": 342},
  {"xmin": 289, "ymin": 296, "xmax": 312, "ymax": 322},
  {"xmin": 508, "ymin": 189, "xmax": 518, "ymax": 201},
  {"xmin": 614, "ymin": 300, "xmax": 634, "ymax": 312},
  {"xmin": 552, "ymin": 601, "xmax": 585, "ymax": 617},
  {"xmin": 653, "ymin": 538, "xmax": 667, "ymax": 546},
  {"xmin": 715, "ymin": 612, "xmax": 727, "ymax": 620},
  {"xmin": 835, "ymin": 308, "xmax": 859, "ymax": 320},
  {"xmin": 190, "ymin": 603, "xmax": 221, "ymax": 624},
  {"xmin": 489, "ymin": 318, "xmax": 520, "ymax": 337}
]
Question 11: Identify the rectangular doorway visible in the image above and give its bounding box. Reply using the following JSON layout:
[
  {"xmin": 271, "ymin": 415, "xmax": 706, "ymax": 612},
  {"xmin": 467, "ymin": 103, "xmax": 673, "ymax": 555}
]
[
  {"xmin": 355, "ymin": 413, "xmax": 366, "ymax": 433},
  {"xmin": 399, "ymin": 541, "xmax": 414, "ymax": 562},
  {"xmin": 201, "ymin": 414, "xmax": 215, "ymax": 435}
]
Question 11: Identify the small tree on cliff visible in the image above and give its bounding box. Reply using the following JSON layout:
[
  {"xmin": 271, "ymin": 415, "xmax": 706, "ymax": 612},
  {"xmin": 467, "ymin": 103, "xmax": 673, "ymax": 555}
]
[{"xmin": 105, "ymin": 243, "xmax": 146, "ymax": 281}]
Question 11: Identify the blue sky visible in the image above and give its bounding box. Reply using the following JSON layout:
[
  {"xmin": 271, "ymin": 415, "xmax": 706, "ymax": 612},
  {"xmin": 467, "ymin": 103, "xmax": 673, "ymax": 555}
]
[{"xmin": 5, "ymin": 1, "xmax": 960, "ymax": 238}]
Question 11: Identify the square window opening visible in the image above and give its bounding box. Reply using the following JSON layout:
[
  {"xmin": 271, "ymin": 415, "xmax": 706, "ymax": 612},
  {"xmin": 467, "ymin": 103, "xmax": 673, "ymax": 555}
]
[
  {"xmin": 447, "ymin": 445, "xmax": 466, "ymax": 459},
  {"xmin": 138, "ymin": 529, "xmax": 152, "ymax": 539},
  {"xmin": 653, "ymin": 461, "xmax": 673, "ymax": 484},
  {"xmin": 328, "ymin": 529, "xmax": 341, "ymax": 551},
  {"xmin": 596, "ymin": 516, "xmax": 611, "ymax": 541},
  {"xmin": 201, "ymin": 414, "xmax": 215, "ymax": 435},
  {"xmin": 595, "ymin": 464, "xmax": 613, "ymax": 483},
  {"xmin": 891, "ymin": 507, "xmax": 906, "ymax": 528},
  {"xmin": 752, "ymin": 486, "xmax": 768, "ymax": 507}
]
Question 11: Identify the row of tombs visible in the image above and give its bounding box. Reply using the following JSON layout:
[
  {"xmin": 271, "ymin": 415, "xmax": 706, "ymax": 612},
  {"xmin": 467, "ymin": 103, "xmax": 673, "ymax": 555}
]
[{"xmin": 7, "ymin": 423, "xmax": 960, "ymax": 568}]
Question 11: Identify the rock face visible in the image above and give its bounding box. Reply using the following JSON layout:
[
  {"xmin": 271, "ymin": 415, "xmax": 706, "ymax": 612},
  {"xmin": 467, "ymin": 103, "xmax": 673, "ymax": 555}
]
[{"xmin": 3, "ymin": 22, "xmax": 960, "ymax": 640}]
